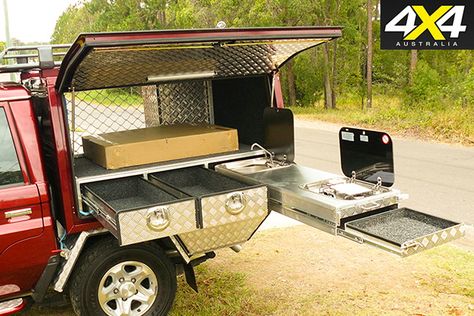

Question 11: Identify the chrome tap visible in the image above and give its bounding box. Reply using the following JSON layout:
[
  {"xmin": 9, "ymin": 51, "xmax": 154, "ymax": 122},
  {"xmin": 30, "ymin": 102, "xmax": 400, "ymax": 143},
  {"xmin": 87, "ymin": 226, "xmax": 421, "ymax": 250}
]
[{"xmin": 250, "ymin": 143, "xmax": 274, "ymax": 166}]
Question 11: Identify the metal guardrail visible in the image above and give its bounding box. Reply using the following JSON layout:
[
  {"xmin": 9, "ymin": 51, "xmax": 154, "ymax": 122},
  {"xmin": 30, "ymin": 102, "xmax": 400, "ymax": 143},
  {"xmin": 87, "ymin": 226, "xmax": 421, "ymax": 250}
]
[{"xmin": 0, "ymin": 44, "xmax": 70, "ymax": 73}]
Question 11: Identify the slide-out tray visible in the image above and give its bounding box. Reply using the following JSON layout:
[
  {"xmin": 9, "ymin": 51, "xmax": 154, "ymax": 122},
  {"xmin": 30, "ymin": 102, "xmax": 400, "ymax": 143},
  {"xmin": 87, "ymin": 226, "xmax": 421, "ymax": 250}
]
[
  {"xmin": 343, "ymin": 208, "xmax": 464, "ymax": 256},
  {"xmin": 215, "ymin": 161, "xmax": 401, "ymax": 225},
  {"xmin": 215, "ymin": 159, "xmax": 464, "ymax": 256}
]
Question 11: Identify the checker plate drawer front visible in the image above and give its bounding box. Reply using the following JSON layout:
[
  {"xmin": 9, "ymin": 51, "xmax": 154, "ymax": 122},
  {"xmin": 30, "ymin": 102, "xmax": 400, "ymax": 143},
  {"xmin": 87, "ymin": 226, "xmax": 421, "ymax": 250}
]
[
  {"xmin": 201, "ymin": 186, "xmax": 268, "ymax": 228},
  {"xmin": 401, "ymin": 224, "xmax": 465, "ymax": 256},
  {"xmin": 342, "ymin": 208, "xmax": 465, "ymax": 257},
  {"xmin": 118, "ymin": 199, "xmax": 197, "ymax": 246},
  {"xmin": 178, "ymin": 216, "xmax": 267, "ymax": 255},
  {"xmin": 148, "ymin": 167, "xmax": 269, "ymax": 254},
  {"xmin": 82, "ymin": 177, "xmax": 197, "ymax": 246}
]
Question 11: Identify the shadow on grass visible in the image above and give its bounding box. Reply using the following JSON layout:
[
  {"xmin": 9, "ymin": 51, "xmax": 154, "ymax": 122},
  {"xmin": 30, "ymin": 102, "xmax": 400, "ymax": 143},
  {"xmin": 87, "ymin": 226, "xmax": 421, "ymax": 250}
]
[
  {"xmin": 171, "ymin": 266, "xmax": 276, "ymax": 316},
  {"xmin": 24, "ymin": 265, "xmax": 275, "ymax": 316}
]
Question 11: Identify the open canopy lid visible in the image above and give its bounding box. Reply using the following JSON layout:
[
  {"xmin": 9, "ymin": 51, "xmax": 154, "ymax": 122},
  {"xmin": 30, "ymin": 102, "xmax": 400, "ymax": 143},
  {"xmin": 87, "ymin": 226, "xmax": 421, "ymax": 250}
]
[{"xmin": 56, "ymin": 27, "xmax": 342, "ymax": 92}]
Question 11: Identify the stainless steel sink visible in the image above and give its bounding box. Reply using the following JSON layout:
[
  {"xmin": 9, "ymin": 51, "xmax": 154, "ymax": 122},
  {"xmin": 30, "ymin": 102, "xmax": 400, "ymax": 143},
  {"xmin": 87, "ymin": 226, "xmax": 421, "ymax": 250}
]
[{"xmin": 217, "ymin": 158, "xmax": 291, "ymax": 174}]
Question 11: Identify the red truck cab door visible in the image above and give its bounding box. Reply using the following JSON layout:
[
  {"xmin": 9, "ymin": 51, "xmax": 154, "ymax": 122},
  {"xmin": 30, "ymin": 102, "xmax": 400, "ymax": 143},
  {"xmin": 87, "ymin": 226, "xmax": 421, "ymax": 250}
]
[{"xmin": 0, "ymin": 102, "xmax": 56, "ymax": 302}]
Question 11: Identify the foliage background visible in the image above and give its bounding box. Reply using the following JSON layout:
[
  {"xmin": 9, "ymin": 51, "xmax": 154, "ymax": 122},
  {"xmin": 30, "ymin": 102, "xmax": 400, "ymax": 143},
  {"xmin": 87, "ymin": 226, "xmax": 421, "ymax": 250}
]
[{"xmin": 50, "ymin": 0, "xmax": 474, "ymax": 143}]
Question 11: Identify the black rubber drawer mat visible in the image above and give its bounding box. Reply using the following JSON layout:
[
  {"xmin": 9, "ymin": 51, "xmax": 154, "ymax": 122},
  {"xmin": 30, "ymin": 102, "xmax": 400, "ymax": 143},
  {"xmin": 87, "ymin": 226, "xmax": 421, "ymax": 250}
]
[
  {"xmin": 83, "ymin": 176, "xmax": 178, "ymax": 212},
  {"xmin": 346, "ymin": 207, "xmax": 460, "ymax": 246},
  {"xmin": 149, "ymin": 166, "xmax": 252, "ymax": 197}
]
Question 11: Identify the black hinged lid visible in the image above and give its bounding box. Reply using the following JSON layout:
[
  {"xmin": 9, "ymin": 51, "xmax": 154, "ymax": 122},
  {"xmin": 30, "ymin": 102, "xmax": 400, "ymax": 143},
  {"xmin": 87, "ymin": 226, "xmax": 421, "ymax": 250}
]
[
  {"xmin": 55, "ymin": 27, "xmax": 342, "ymax": 92},
  {"xmin": 339, "ymin": 127, "xmax": 395, "ymax": 187}
]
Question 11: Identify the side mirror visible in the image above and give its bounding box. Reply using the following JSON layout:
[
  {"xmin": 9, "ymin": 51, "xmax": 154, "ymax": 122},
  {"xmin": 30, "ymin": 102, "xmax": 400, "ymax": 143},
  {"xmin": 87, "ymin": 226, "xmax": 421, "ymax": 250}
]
[{"xmin": 339, "ymin": 127, "xmax": 394, "ymax": 187}]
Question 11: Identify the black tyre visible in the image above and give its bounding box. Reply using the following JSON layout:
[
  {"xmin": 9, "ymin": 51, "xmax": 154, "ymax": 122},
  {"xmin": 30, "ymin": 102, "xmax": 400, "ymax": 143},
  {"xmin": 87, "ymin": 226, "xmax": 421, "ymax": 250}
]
[{"xmin": 69, "ymin": 236, "xmax": 176, "ymax": 316}]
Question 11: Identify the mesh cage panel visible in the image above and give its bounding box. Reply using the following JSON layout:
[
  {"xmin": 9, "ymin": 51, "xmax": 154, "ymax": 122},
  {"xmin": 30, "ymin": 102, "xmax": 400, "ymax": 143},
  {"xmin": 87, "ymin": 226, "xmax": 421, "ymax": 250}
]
[{"xmin": 66, "ymin": 81, "xmax": 211, "ymax": 156}]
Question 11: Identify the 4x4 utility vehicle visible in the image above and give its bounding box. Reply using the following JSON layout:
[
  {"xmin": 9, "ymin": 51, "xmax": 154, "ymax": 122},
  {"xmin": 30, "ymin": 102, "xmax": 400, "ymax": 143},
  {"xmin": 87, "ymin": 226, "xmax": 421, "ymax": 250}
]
[{"xmin": 0, "ymin": 27, "xmax": 464, "ymax": 315}]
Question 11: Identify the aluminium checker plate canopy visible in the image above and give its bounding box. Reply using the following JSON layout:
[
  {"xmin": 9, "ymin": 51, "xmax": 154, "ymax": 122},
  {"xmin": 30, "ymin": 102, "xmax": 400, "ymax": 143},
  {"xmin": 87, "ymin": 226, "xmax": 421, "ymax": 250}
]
[{"xmin": 55, "ymin": 27, "xmax": 342, "ymax": 92}]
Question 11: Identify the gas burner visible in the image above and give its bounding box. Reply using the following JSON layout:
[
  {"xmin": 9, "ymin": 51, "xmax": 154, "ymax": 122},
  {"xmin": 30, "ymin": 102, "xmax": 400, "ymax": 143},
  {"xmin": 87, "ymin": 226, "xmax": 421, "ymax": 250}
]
[{"xmin": 300, "ymin": 177, "xmax": 389, "ymax": 200}]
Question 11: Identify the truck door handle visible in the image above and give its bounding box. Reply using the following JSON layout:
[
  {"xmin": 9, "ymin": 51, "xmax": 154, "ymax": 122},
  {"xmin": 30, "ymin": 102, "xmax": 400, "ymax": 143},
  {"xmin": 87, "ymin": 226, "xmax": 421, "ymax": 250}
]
[{"xmin": 5, "ymin": 208, "xmax": 32, "ymax": 219}]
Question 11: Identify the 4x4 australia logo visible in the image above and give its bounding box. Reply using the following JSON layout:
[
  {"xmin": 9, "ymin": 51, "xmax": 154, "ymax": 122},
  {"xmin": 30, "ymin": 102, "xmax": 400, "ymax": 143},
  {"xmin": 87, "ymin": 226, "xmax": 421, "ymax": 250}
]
[{"xmin": 380, "ymin": 0, "xmax": 473, "ymax": 50}]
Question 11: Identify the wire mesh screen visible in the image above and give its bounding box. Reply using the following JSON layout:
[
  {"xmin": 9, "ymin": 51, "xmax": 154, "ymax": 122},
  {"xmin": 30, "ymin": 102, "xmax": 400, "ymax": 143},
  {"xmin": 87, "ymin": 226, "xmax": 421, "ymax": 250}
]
[{"xmin": 66, "ymin": 81, "xmax": 211, "ymax": 156}]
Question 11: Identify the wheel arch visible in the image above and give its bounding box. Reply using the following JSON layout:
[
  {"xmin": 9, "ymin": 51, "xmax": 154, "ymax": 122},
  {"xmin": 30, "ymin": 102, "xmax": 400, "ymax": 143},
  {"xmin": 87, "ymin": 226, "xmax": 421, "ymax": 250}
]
[
  {"xmin": 53, "ymin": 230, "xmax": 184, "ymax": 293},
  {"xmin": 67, "ymin": 234, "xmax": 178, "ymax": 316}
]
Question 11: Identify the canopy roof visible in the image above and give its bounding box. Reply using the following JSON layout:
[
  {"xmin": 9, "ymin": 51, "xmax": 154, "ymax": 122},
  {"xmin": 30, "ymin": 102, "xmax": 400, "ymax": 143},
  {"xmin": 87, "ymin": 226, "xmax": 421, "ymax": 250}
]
[{"xmin": 56, "ymin": 27, "xmax": 342, "ymax": 92}]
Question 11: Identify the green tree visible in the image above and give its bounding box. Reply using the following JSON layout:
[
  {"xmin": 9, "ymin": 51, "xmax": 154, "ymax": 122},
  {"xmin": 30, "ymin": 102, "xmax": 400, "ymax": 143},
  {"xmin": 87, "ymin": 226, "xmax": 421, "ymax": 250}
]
[
  {"xmin": 50, "ymin": 0, "xmax": 474, "ymax": 111},
  {"xmin": 404, "ymin": 60, "xmax": 442, "ymax": 109}
]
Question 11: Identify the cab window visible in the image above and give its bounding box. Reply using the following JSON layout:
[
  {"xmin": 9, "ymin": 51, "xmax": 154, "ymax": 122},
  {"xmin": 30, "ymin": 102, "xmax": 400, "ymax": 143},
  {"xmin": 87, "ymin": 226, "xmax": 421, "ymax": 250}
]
[{"xmin": 0, "ymin": 108, "xmax": 23, "ymax": 187}]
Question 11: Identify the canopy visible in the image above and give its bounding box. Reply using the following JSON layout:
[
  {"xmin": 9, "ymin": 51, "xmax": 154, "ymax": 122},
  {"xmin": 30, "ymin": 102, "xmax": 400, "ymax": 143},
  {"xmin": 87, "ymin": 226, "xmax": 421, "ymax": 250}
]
[{"xmin": 56, "ymin": 27, "xmax": 342, "ymax": 92}]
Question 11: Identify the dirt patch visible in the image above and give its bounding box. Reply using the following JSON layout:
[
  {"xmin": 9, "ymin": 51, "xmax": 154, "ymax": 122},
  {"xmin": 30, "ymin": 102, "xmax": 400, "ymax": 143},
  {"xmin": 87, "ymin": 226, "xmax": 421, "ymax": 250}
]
[
  {"xmin": 26, "ymin": 226, "xmax": 473, "ymax": 315},
  {"xmin": 207, "ymin": 226, "xmax": 474, "ymax": 315}
]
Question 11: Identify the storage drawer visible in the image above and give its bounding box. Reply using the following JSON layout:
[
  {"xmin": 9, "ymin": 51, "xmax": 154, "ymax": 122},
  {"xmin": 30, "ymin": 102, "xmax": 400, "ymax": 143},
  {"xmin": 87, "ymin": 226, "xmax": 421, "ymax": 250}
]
[
  {"xmin": 149, "ymin": 167, "xmax": 268, "ymax": 228},
  {"xmin": 82, "ymin": 176, "xmax": 196, "ymax": 246},
  {"xmin": 149, "ymin": 167, "xmax": 268, "ymax": 255},
  {"xmin": 342, "ymin": 208, "xmax": 465, "ymax": 256}
]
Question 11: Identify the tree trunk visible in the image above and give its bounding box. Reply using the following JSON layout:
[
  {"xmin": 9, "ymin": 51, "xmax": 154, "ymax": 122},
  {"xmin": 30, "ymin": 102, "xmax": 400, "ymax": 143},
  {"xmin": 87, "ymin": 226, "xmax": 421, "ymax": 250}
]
[
  {"xmin": 142, "ymin": 86, "xmax": 159, "ymax": 127},
  {"xmin": 286, "ymin": 60, "xmax": 297, "ymax": 107},
  {"xmin": 323, "ymin": 43, "xmax": 334, "ymax": 109},
  {"xmin": 374, "ymin": 0, "xmax": 380, "ymax": 20},
  {"xmin": 409, "ymin": 50, "xmax": 418, "ymax": 86},
  {"xmin": 157, "ymin": 8, "xmax": 166, "ymax": 27},
  {"xmin": 331, "ymin": 40, "xmax": 338, "ymax": 109},
  {"xmin": 366, "ymin": 0, "xmax": 373, "ymax": 109}
]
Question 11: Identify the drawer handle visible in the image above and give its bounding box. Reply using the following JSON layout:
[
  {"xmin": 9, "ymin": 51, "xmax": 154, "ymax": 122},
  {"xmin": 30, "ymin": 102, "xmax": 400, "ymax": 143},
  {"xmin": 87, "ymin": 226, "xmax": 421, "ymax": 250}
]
[
  {"xmin": 402, "ymin": 240, "xmax": 422, "ymax": 250},
  {"xmin": 225, "ymin": 192, "xmax": 246, "ymax": 215},
  {"xmin": 359, "ymin": 202, "xmax": 381, "ymax": 211},
  {"xmin": 146, "ymin": 207, "xmax": 171, "ymax": 231}
]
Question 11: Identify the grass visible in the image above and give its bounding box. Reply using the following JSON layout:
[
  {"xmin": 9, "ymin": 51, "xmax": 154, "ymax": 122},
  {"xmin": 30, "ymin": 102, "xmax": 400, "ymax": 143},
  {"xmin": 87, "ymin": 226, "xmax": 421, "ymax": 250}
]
[
  {"xmin": 67, "ymin": 89, "xmax": 143, "ymax": 108},
  {"xmin": 25, "ymin": 266, "xmax": 277, "ymax": 316},
  {"xmin": 234, "ymin": 243, "xmax": 474, "ymax": 316},
  {"xmin": 413, "ymin": 245, "xmax": 474, "ymax": 298},
  {"xmin": 289, "ymin": 95, "xmax": 474, "ymax": 145},
  {"xmin": 170, "ymin": 266, "xmax": 277, "ymax": 316}
]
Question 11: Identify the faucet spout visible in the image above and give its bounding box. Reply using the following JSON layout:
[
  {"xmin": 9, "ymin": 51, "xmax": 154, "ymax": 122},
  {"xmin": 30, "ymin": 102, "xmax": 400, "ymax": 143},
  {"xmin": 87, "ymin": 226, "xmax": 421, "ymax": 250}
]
[{"xmin": 250, "ymin": 143, "xmax": 274, "ymax": 166}]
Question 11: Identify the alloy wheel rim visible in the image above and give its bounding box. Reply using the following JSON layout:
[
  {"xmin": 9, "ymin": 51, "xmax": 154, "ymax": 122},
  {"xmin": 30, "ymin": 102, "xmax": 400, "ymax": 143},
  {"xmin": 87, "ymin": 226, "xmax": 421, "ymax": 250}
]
[{"xmin": 98, "ymin": 261, "xmax": 158, "ymax": 316}]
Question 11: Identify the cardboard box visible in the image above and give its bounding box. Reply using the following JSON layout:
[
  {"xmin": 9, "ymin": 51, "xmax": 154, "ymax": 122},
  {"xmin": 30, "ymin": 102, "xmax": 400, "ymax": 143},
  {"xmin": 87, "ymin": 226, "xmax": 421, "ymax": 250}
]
[{"xmin": 82, "ymin": 124, "xmax": 239, "ymax": 169}]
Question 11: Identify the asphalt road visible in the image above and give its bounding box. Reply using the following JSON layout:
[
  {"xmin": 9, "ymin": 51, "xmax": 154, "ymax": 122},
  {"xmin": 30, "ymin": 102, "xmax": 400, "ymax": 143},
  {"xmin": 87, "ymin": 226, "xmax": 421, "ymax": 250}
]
[{"xmin": 292, "ymin": 120, "xmax": 474, "ymax": 225}]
